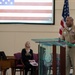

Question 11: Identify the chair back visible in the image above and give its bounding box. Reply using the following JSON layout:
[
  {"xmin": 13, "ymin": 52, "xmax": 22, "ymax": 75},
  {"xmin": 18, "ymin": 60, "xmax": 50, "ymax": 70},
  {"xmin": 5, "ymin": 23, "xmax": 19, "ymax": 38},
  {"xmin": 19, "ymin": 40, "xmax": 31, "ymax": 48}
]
[
  {"xmin": 14, "ymin": 52, "xmax": 21, "ymax": 59},
  {"xmin": 33, "ymin": 53, "xmax": 38, "ymax": 63},
  {"xmin": 14, "ymin": 52, "xmax": 22, "ymax": 65}
]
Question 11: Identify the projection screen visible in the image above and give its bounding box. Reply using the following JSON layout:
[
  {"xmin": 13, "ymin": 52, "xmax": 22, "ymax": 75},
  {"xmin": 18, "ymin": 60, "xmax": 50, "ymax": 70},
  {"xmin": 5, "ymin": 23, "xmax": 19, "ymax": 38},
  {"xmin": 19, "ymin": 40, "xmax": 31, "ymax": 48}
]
[{"xmin": 0, "ymin": 0, "xmax": 55, "ymax": 25}]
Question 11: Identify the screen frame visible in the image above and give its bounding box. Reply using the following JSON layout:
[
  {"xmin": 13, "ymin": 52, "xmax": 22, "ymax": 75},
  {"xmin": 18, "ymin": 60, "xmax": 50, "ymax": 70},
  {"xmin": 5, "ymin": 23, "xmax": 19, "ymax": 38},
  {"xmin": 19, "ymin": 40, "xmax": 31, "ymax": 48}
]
[{"xmin": 0, "ymin": 0, "xmax": 55, "ymax": 25}]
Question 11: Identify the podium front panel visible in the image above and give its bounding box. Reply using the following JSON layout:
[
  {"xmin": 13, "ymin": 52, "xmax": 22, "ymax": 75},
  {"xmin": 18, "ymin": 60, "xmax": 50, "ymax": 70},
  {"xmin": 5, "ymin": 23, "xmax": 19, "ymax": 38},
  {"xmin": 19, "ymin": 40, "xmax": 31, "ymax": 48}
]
[
  {"xmin": 38, "ymin": 43, "xmax": 62, "ymax": 75},
  {"xmin": 32, "ymin": 38, "xmax": 75, "ymax": 75}
]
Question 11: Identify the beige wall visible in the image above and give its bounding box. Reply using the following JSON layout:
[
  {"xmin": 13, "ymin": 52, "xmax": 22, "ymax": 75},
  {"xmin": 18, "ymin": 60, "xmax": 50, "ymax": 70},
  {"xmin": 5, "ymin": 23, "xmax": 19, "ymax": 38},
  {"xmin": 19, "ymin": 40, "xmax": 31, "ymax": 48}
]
[
  {"xmin": 0, "ymin": 0, "xmax": 75, "ymax": 75},
  {"xmin": 0, "ymin": 0, "xmax": 75, "ymax": 56}
]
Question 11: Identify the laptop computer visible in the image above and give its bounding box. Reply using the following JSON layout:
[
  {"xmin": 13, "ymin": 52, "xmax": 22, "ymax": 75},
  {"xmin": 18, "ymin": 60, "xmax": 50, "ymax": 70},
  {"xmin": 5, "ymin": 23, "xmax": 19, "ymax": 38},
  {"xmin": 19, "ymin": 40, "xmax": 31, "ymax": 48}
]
[{"xmin": 0, "ymin": 51, "xmax": 7, "ymax": 60}]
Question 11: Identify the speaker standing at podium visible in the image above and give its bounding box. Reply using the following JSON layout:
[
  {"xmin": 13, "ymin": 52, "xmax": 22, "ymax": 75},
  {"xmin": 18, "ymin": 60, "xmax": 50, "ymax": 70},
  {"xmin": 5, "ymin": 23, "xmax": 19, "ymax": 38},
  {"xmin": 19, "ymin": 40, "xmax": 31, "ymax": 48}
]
[{"xmin": 61, "ymin": 16, "xmax": 75, "ymax": 75}]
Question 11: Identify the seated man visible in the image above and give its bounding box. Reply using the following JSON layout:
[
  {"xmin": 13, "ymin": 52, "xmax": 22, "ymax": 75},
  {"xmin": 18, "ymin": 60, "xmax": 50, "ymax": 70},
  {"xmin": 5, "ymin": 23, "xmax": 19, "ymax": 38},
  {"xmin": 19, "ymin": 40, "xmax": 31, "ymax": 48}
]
[{"xmin": 21, "ymin": 41, "xmax": 35, "ymax": 75}]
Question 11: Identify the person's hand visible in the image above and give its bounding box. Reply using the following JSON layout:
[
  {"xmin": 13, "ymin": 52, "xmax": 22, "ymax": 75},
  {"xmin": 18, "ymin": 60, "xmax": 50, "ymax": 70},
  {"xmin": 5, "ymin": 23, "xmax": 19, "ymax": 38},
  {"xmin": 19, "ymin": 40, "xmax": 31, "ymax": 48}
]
[
  {"xmin": 70, "ymin": 40, "xmax": 75, "ymax": 44},
  {"xmin": 25, "ymin": 53, "xmax": 31, "ymax": 56},
  {"xmin": 67, "ymin": 40, "xmax": 75, "ymax": 48},
  {"xmin": 29, "ymin": 60, "xmax": 35, "ymax": 62}
]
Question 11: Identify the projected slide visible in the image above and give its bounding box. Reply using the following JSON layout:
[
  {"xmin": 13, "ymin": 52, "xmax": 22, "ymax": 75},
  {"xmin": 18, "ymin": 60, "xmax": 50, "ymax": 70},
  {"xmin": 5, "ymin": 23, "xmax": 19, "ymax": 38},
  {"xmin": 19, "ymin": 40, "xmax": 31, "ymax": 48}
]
[{"xmin": 0, "ymin": 0, "xmax": 55, "ymax": 25}]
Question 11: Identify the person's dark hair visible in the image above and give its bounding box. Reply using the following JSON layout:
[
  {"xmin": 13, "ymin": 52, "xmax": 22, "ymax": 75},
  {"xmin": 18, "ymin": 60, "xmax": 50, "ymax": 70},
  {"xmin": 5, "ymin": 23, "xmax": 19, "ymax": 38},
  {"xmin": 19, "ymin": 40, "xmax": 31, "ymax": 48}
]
[{"xmin": 66, "ymin": 16, "xmax": 74, "ymax": 21}]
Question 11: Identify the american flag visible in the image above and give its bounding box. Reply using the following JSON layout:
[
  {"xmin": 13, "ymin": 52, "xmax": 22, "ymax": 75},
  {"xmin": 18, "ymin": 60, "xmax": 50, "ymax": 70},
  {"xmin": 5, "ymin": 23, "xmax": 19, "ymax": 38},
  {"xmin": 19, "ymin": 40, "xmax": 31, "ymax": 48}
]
[
  {"xmin": 59, "ymin": 0, "xmax": 70, "ymax": 35},
  {"xmin": 0, "ymin": 0, "xmax": 53, "ymax": 24}
]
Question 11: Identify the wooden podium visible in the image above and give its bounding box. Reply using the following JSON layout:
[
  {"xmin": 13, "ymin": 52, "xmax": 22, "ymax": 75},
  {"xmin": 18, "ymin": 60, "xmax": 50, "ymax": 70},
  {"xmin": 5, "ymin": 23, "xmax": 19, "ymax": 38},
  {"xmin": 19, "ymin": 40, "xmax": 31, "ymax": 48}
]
[{"xmin": 32, "ymin": 38, "xmax": 74, "ymax": 75}]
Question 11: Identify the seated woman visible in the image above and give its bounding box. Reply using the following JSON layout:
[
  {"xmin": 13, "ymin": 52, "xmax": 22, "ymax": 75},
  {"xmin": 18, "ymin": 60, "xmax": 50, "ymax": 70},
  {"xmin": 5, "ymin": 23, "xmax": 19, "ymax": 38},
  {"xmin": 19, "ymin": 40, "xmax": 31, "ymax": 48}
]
[{"xmin": 21, "ymin": 41, "xmax": 35, "ymax": 75}]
